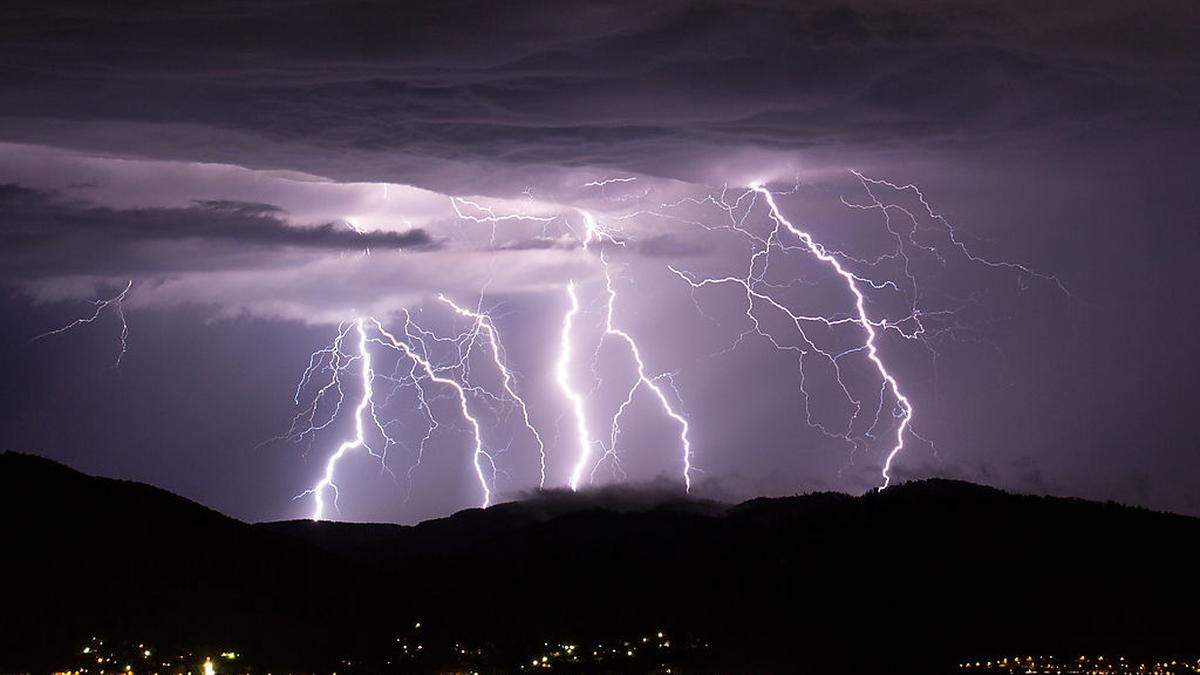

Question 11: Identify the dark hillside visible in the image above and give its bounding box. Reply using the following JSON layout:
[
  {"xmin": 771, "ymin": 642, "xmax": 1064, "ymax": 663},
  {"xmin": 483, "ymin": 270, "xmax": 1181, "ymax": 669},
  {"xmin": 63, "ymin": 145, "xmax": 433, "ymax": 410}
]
[{"xmin": 4, "ymin": 452, "xmax": 1198, "ymax": 673}]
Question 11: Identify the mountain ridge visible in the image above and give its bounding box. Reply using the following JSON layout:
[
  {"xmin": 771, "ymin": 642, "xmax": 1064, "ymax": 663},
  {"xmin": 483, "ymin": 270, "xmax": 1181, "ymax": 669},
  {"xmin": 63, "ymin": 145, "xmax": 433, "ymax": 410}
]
[{"xmin": 3, "ymin": 451, "xmax": 1197, "ymax": 674}]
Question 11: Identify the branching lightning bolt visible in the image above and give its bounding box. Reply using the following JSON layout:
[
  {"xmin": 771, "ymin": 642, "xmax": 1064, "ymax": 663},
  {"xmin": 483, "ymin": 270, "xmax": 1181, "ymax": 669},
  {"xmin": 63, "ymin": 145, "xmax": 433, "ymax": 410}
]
[
  {"xmin": 558, "ymin": 281, "xmax": 596, "ymax": 492},
  {"xmin": 596, "ymin": 252, "xmax": 693, "ymax": 490},
  {"xmin": 438, "ymin": 293, "xmax": 549, "ymax": 489},
  {"xmin": 31, "ymin": 279, "xmax": 133, "ymax": 368},
  {"xmin": 564, "ymin": 208, "xmax": 693, "ymax": 491},
  {"xmin": 280, "ymin": 169, "xmax": 1059, "ymax": 520},
  {"xmin": 665, "ymin": 172, "xmax": 1063, "ymax": 489},
  {"xmin": 752, "ymin": 184, "xmax": 911, "ymax": 488},
  {"xmin": 292, "ymin": 313, "xmax": 497, "ymax": 520},
  {"xmin": 370, "ymin": 318, "xmax": 494, "ymax": 508},
  {"xmin": 450, "ymin": 196, "xmax": 557, "ymax": 246},
  {"xmin": 849, "ymin": 171, "xmax": 1071, "ymax": 296},
  {"xmin": 297, "ymin": 318, "xmax": 374, "ymax": 521}
]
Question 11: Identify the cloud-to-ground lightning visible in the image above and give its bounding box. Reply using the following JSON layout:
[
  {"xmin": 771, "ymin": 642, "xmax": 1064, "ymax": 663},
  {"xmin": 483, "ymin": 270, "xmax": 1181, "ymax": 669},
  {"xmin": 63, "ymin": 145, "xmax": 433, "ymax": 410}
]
[
  {"xmin": 559, "ymin": 281, "xmax": 596, "ymax": 491},
  {"xmin": 369, "ymin": 318, "xmax": 495, "ymax": 508},
  {"xmin": 438, "ymin": 293, "xmax": 549, "ymax": 488},
  {"xmin": 752, "ymin": 183, "xmax": 912, "ymax": 488},
  {"xmin": 30, "ymin": 279, "xmax": 133, "ymax": 367},
  {"xmin": 277, "ymin": 169, "xmax": 1060, "ymax": 520},
  {"xmin": 596, "ymin": 254, "xmax": 694, "ymax": 491},
  {"xmin": 297, "ymin": 318, "xmax": 373, "ymax": 521},
  {"xmin": 446, "ymin": 192, "xmax": 692, "ymax": 494},
  {"xmin": 290, "ymin": 312, "xmax": 499, "ymax": 519},
  {"xmin": 563, "ymin": 207, "xmax": 693, "ymax": 491},
  {"xmin": 665, "ymin": 172, "xmax": 1063, "ymax": 489}
]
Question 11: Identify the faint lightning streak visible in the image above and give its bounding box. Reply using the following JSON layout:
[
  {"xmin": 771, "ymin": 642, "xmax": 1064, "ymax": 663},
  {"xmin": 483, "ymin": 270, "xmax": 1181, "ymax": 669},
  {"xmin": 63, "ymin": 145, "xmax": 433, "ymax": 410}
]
[
  {"xmin": 850, "ymin": 171, "xmax": 1070, "ymax": 296},
  {"xmin": 450, "ymin": 196, "xmax": 557, "ymax": 246},
  {"xmin": 751, "ymin": 184, "xmax": 912, "ymax": 489},
  {"xmin": 438, "ymin": 293, "xmax": 549, "ymax": 488},
  {"xmin": 31, "ymin": 279, "xmax": 133, "ymax": 367},
  {"xmin": 583, "ymin": 177, "xmax": 638, "ymax": 188}
]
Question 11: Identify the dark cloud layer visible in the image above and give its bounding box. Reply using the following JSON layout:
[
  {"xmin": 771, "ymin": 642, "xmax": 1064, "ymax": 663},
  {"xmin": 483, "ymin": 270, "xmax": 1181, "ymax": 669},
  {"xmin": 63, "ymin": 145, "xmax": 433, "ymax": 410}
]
[
  {"xmin": 0, "ymin": 1, "xmax": 1197, "ymax": 524},
  {"xmin": 0, "ymin": 1, "xmax": 1195, "ymax": 189},
  {"xmin": 0, "ymin": 183, "xmax": 432, "ymax": 277}
]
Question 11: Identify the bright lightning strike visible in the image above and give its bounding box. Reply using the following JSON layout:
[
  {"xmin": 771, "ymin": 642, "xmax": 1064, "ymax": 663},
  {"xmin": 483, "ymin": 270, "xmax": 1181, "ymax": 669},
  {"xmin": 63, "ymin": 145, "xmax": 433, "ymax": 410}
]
[
  {"xmin": 370, "ymin": 318, "xmax": 495, "ymax": 509},
  {"xmin": 292, "ymin": 312, "xmax": 498, "ymax": 520},
  {"xmin": 298, "ymin": 317, "xmax": 374, "ymax": 521},
  {"xmin": 566, "ymin": 209, "xmax": 693, "ymax": 491},
  {"xmin": 559, "ymin": 281, "xmax": 595, "ymax": 492},
  {"xmin": 665, "ymin": 172, "xmax": 1063, "ymax": 489},
  {"xmin": 752, "ymin": 183, "xmax": 912, "ymax": 489},
  {"xmin": 30, "ymin": 279, "xmax": 133, "ymax": 368},
  {"xmin": 438, "ymin": 293, "xmax": 549, "ymax": 489},
  {"xmin": 279, "ymin": 169, "xmax": 1059, "ymax": 519},
  {"xmin": 597, "ymin": 253, "xmax": 694, "ymax": 491}
]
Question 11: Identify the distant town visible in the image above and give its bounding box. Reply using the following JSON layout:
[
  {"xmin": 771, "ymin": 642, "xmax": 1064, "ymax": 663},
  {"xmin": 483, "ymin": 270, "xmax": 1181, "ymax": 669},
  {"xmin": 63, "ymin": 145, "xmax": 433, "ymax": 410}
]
[
  {"xmin": 960, "ymin": 654, "xmax": 1200, "ymax": 674},
  {"xmin": 50, "ymin": 631, "xmax": 1200, "ymax": 675},
  {"xmin": 49, "ymin": 625, "xmax": 710, "ymax": 674}
]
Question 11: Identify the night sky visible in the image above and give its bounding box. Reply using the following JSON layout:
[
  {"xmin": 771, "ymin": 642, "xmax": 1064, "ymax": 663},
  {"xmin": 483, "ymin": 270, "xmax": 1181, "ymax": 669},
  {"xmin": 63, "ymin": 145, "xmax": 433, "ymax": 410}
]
[{"xmin": 1, "ymin": 1, "xmax": 1197, "ymax": 524}]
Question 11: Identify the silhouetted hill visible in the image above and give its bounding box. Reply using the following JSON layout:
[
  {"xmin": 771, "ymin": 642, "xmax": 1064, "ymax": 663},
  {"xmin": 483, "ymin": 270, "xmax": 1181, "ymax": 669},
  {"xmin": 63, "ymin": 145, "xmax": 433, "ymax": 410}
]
[
  {"xmin": 3, "ymin": 452, "xmax": 1198, "ymax": 674},
  {"xmin": 0, "ymin": 452, "xmax": 375, "ymax": 671}
]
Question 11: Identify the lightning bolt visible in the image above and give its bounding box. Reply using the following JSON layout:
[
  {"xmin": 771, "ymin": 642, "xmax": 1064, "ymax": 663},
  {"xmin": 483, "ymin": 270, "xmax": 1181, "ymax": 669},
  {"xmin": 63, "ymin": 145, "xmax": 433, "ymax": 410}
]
[
  {"xmin": 849, "ymin": 171, "xmax": 1070, "ymax": 296},
  {"xmin": 31, "ymin": 279, "xmax": 132, "ymax": 367},
  {"xmin": 437, "ymin": 293, "xmax": 549, "ymax": 489},
  {"xmin": 298, "ymin": 318, "xmax": 374, "ymax": 521},
  {"xmin": 559, "ymin": 281, "xmax": 596, "ymax": 491},
  {"xmin": 292, "ymin": 312, "xmax": 496, "ymax": 520},
  {"xmin": 449, "ymin": 196, "xmax": 557, "ymax": 246},
  {"xmin": 282, "ymin": 169, "xmax": 1059, "ymax": 518},
  {"xmin": 565, "ymin": 209, "xmax": 694, "ymax": 491},
  {"xmin": 583, "ymin": 177, "xmax": 638, "ymax": 188},
  {"xmin": 752, "ymin": 183, "xmax": 912, "ymax": 488},
  {"xmin": 370, "ymin": 317, "xmax": 494, "ymax": 508},
  {"xmin": 666, "ymin": 172, "xmax": 1063, "ymax": 489},
  {"xmin": 597, "ymin": 252, "xmax": 693, "ymax": 491},
  {"xmin": 582, "ymin": 176, "xmax": 650, "ymax": 204}
]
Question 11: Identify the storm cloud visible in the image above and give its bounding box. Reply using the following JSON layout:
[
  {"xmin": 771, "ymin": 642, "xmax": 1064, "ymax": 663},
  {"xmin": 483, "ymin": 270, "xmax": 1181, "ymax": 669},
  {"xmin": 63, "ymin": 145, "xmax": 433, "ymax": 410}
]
[
  {"xmin": 0, "ymin": 0, "xmax": 1197, "ymax": 525},
  {"xmin": 0, "ymin": 1, "xmax": 1194, "ymax": 192},
  {"xmin": 0, "ymin": 183, "xmax": 435, "ymax": 281}
]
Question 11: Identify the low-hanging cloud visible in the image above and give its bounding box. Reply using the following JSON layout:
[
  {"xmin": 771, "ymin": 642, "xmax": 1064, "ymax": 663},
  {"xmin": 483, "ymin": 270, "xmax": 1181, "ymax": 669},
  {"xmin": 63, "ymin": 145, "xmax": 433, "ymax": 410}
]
[{"xmin": 0, "ymin": 184, "xmax": 434, "ymax": 278}]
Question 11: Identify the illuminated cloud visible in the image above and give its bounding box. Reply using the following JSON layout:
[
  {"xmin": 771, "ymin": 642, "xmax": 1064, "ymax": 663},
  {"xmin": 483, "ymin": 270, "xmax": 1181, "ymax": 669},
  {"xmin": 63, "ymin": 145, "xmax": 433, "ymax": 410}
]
[{"xmin": 0, "ymin": 0, "xmax": 1196, "ymax": 523}]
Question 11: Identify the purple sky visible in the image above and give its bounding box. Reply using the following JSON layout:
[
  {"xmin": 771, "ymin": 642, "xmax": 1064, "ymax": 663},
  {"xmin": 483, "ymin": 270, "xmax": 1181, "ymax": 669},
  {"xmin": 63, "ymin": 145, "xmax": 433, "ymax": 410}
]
[{"xmin": 0, "ymin": 1, "xmax": 1197, "ymax": 523}]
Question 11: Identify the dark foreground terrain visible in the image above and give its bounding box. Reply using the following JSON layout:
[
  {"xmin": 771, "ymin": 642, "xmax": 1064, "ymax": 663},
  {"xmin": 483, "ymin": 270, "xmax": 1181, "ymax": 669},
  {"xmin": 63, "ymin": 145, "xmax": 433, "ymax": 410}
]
[{"xmin": 2, "ymin": 451, "xmax": 1197, "ymax": 673}]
